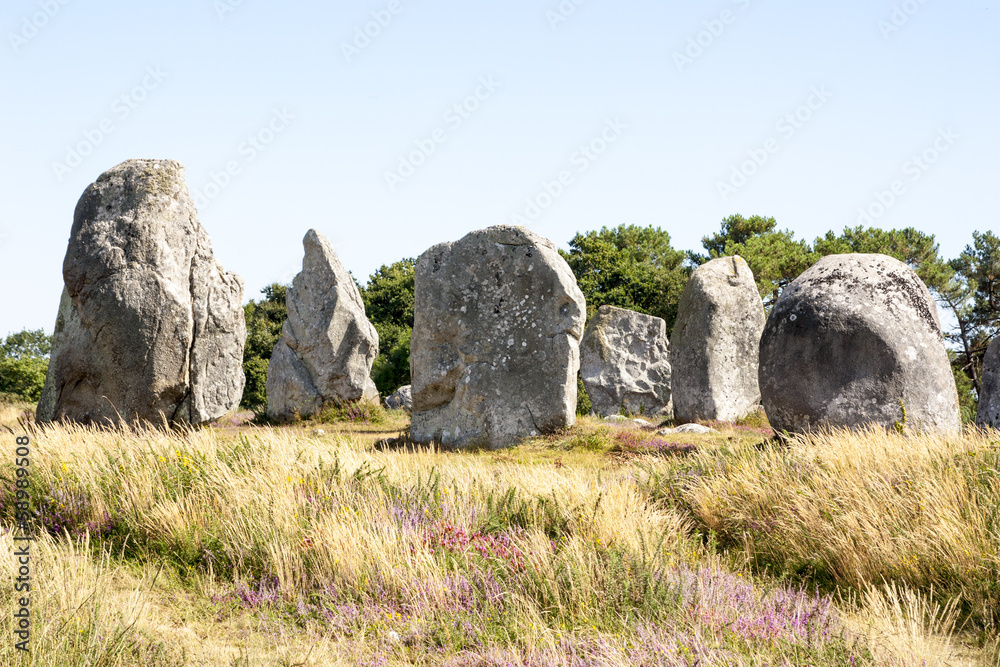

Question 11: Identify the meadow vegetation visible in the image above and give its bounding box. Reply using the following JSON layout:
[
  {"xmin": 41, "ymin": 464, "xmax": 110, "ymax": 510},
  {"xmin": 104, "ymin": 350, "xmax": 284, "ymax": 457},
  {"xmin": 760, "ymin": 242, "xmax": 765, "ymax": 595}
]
[
  {"xmin": 2, "ymin": 219, "xmax": 997, "ymax": 664},
  {"xmin": 2, "ymin": 402, "xmax": 998, "ymax": 666}
]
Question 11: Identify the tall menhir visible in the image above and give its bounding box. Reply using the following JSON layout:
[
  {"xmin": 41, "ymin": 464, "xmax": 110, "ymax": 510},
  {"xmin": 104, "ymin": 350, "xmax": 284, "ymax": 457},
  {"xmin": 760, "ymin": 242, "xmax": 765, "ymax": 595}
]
[{"xmin": 37, "ymin": 159, "xmax": 247, "ymax": 426}]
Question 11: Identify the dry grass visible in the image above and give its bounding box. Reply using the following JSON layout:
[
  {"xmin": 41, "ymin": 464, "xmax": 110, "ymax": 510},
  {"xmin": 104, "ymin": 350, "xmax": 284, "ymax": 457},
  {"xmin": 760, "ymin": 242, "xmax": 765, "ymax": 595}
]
[
  {"xmin": 1, "ymin": 408, "xmax": 998, "ymax": 665},
  {"xmin": 8, "ymin": 419, "xmax": 694, "ymax": 595},
  {"xmin": 686, "ymin": 426, "xmax": 1000, "ymax": 629},
  {"xmin": 849, "ymin": 582, "xmax": 969, "ymax": 666},
  {"xmin": 0, "ymin": 400, "xmax": 34, "ymax": 427}
]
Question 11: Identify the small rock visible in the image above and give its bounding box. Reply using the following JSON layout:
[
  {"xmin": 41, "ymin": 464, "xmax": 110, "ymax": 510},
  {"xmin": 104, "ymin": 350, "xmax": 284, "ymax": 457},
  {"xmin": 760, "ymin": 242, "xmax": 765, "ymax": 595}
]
[
  {"xmin": 633, "ymin": 418, "xmax": 651, "ymax": 425},
  {"xmin": 603, "ymin": 415, "xmax": 630, "ymax": 423},
  {"xmin": 659, "ymin": 423, "xmax": 717, "ymax": 435},
  {"xmin": 384, "ymin": 385, "xmax": 413, "ymax": 412},
  {"xmin": 312, "ymin": 429, "xmax": 325, "ymax": 436}
]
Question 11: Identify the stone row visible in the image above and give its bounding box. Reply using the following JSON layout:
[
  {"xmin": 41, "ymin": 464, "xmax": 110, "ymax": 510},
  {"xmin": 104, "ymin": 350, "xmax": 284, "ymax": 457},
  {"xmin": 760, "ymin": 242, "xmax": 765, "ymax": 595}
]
[{"xmin": 37, "ymin": 160, "xmax": 991, "ymax": 441}]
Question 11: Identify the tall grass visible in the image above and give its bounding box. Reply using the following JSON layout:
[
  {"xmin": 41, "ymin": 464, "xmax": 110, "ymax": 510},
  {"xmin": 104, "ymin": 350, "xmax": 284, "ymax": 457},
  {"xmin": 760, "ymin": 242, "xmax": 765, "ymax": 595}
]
[
  {"xmin": 0, "ymin": 531, "xmax": 178, "ymax": 666},
  {"xmin": 679, "ymin": 427, "xmax": 1000, "ymax": 633},
  {"xmin": 1, "ymin": 417, "xmax": 997, "ymax": 664}
]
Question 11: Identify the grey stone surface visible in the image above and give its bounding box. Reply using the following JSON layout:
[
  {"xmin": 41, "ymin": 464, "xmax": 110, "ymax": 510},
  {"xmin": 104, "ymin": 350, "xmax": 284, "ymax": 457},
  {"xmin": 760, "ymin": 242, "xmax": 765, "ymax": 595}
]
[
  {"xmin": 384, "ymin": 385, "xmax": 413, "ymax": 412},
  {"xmin": 410, "ymin": 225, "xmax": 586, "ymax": 449},
  {"xmin": 580, "ymin": 305, "xmax": 672, "ymax": 417},
  {"xmin": 670, "ymin": 256, "xmax": 766, "ymax": 422},
  {"xmin": 759, "ymin": 253, "xmax": 961, "ymax": 434},
  {"xmin": 976, "ymin": 337, "xmax": 1000, "ymax": 428},
  {"xmin": 37, "ymin": 159, "xmax": 246, "ymax": 425},
  {"xmin": 603, "ymin": 415, "xmax": 652, "ymax": 426},
  {"xmin": 266, "ymin": 229, "xmax": 379, "ymax": 420},
  {"xmin": 659, "ymin": 423, "xmax": 716, "ymax": 435}
]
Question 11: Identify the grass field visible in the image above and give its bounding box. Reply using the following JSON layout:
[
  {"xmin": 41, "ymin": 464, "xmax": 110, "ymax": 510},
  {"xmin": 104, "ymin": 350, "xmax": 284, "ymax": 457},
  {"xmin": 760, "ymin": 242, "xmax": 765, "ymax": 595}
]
[{"xmin": 1, "ymin": 400, "xmax": 998, "ymax": 666}]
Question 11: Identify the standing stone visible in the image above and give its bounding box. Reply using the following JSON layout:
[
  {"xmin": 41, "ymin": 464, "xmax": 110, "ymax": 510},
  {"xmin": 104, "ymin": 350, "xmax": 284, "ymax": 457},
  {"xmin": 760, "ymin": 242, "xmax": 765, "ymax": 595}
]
[
  {"xmin": 410, "ymin": 225, "xmax": 586, "ymax": 449},
  {"xmin": 36, "ymin": 159, "xmax": 246, "ymax": 425},
  {"xmin": 759, "ymin": 253, "xmax": 961, "ymax": 434},
  {"xmin": 976, "ymin": 338, "xmax": 1000, "ymax": 428},
  {"xmin": 266, "ymin": 230, "xmax": 379, "ymax": 420},
  {"xmin": 384, "ymin": 385, "xmax": 413, "ymax": 412},
  {"xmin": 670, "ymin": 256, "xmax": 765, "ymax": 422},
  {"xmin": 580, "ymin": 305, "xmax": 672, "ymax": 417}
]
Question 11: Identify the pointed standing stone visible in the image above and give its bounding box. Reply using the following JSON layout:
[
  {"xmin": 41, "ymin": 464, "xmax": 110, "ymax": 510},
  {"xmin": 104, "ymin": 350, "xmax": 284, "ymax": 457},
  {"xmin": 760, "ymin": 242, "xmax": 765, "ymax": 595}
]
[{"xmin": 266, "ymin": 229, "xmax": 379, "ymax": 421}]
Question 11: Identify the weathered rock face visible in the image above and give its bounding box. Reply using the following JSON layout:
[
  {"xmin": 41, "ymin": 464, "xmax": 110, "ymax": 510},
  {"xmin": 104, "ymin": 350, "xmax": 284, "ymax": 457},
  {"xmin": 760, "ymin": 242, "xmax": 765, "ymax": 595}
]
[
  {"xmin": 384, "ymin": 385, "xmax": 412, "ymax": 412},
  {"xmin": 266, "ymin": 229, "xmax": 379, "ymax": 420},
  {"xmin": 410, "ymin": 225, "xmax": 586, "ymax": 449},
  {"xmin": 759, "ymin": 253, "xmax": 961, "ymax": 434},
  {"xmin": 36, "ymin": 159, "xmax": 246, "ymax": 425},
  {"xmin": 580, "ymin": 305, "xmax": 672, "ymax": 417},
  {"xmin": 670, "ymin": 256, "xmax": 765, "ymax": 422},
  {"xmin": 976, "ymin": 338, "xmax": 1000, "ymax": 428}
]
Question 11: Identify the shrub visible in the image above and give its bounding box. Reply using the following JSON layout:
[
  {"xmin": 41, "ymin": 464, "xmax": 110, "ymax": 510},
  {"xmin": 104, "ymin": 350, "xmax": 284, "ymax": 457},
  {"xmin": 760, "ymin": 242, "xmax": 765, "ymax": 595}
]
[
  {"xmin": 314, "ymin": 398, "xmax": 387, "ymax": 425},
  {"xmin": 371, "ymin": 322, "xmax": 411, "ymax": 396},
  {"xmin": 360, "ymin": 259, "xmax": 416, "ymax": 397},
  {"xmin": 0, "ymin": 356, "xmax": 47, "ymax": 402},
  {"xmin": 240, "ymin": 283, "xmax": 287, "ymax": 409},
  {"xmin": 241, "ymin": 357, "xmax": 269, "ymax": 415},
  {"xmin": 0, "ymin": 328, "xmax": 51, "ymax": 402}
]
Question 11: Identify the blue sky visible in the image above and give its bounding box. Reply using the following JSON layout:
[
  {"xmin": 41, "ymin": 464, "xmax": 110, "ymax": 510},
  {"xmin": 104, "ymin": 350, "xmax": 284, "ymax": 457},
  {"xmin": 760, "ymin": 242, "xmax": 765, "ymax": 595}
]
[{"xmin": 2, "ymin": 0, "xmax": 997, "ymax": 336}]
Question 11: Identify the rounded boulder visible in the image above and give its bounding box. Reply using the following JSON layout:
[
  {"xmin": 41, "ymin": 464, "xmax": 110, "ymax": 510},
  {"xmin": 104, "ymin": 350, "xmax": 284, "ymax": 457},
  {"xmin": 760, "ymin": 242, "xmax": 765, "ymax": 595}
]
[{"xmin": 759, "ymin": 253, "xmax": 960, "ymax": 434}]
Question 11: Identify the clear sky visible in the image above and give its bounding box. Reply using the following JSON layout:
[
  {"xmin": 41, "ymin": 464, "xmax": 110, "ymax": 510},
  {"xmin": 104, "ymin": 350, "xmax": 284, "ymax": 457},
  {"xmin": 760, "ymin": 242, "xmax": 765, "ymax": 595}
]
[{"xmin": 2, "ymin": 0, "xmax": 997, "ymax": 336}]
